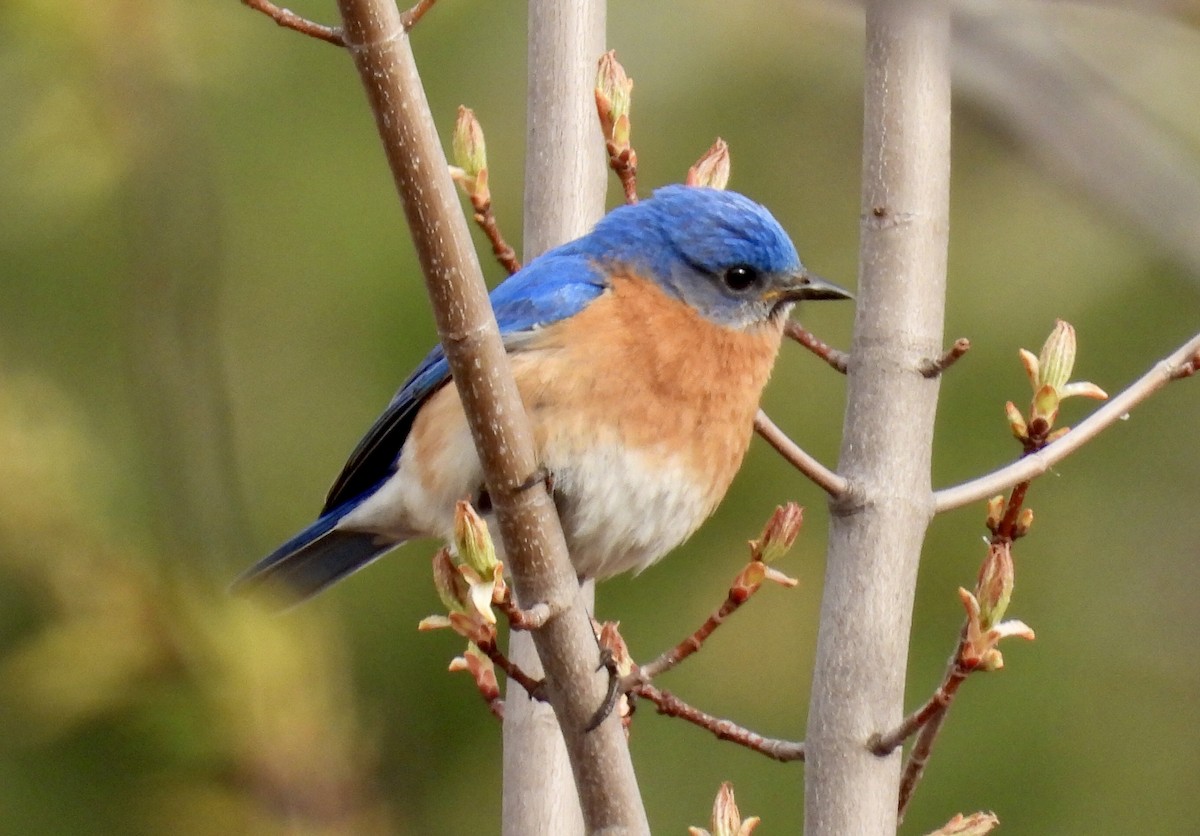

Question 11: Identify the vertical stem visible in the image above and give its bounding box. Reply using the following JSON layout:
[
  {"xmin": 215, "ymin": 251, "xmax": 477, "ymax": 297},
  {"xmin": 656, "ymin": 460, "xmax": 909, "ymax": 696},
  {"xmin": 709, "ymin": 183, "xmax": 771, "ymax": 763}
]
[
  {"xmin": 330, "ymin": 1, "xmax": 645, "ymax": 832},
  {"xmin": 504, "ymin": 3, "xmax": 609, "ymax": 834},
  {"xmin": 522, "ymin": 2, "xmax": 608, "ymax": 262},
  {"xmin": 804, "ymin": 2, "xmax": 951, "ymax": 833}
]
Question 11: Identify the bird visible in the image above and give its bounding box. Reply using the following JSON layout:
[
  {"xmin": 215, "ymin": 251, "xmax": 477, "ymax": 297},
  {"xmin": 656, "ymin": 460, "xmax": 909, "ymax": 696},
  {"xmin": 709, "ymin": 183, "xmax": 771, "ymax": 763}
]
[{"xmin": 234, "ymin": 185, "xmax": 851, "ymax": 604}]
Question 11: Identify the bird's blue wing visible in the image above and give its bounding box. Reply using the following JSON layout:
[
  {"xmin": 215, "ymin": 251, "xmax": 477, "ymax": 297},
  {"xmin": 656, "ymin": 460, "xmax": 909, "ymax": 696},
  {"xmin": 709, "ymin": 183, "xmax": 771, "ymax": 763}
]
[{"xmin": 321, "ymin": 253, "xmax": 607, "ymax": 513}]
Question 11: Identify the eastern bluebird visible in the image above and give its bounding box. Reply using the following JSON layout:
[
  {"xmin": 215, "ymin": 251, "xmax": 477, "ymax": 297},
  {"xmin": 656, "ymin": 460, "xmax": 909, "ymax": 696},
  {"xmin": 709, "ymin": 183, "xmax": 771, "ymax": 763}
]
[{"xmin": 235, "ymin": 185, "xmax": 850, "ymax": 603}]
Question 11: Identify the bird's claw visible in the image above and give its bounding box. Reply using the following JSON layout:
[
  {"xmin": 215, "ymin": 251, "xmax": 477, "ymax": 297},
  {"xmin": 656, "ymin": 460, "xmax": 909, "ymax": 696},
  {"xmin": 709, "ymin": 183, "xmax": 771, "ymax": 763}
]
[{"xmin": 584, "ymin": 648, "xmax": 622, "ymax": 732}]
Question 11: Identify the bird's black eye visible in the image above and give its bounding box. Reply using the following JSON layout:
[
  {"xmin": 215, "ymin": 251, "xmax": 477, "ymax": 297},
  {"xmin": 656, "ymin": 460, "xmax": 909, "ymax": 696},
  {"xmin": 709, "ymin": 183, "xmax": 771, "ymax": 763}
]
[{"xmin": 721, "ymin": 265, "xmax": 759, "ymax": 292}]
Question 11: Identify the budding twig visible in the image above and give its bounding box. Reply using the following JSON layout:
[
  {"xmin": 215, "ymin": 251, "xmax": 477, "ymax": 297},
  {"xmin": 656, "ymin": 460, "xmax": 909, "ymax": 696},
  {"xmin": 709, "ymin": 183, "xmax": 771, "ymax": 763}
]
[
  {"xmin": 871, "ymin": 626, "xmax": 970, "ymax": 756},
  {"xmin": 934, "ymin": 330, "xmax": 1200, "ymax": 513},
  {"xmin": 594, "ymin": 52, "xmax": 638, "ymax": 204},
  {"xmin": 632, "ymin": 505, "xmax": 802, "ymax": 683}
]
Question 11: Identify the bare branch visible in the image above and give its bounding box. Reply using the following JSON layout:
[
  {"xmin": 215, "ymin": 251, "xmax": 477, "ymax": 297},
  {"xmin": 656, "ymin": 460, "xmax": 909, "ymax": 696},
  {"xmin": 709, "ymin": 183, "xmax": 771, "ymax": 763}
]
[
  {"xmin": 634, "ymin": 684, "xmax": 806, "ymax": 763},
  {"xmin": 934, "ymin": 331, "xmax": 1200, "ymax": 514},
  {"xmin": 870, "ymin": 629, "xmax": 969, "ymax": 756},
  {"xmin": 754, "ymin": 410, "xmax": 848, "ymax": 498},
  {"xmin": 920, "ymin": 337, "xmax": 971, "ymax": 378},
  {"xmin": 241, "ymin": 0, "xmax": 344, "ymax": 46},
  {"xmin": 785, "ymin": 319, "xmax": 849, "ymax": 373}
]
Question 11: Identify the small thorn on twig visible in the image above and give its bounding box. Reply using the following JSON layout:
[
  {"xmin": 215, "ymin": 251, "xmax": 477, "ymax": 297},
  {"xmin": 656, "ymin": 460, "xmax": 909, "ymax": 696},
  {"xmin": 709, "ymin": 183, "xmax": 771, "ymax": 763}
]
[
  {"xmin": 1170, "ymin": 349, "xmax": 1200, "ymax": 380},
  {"xmin": 920, "ymin": 337, "xmax": 972, "ymax": 378},
  {"xmin": 400, "ymin": 0, "xmax": 439, "ymax": 30},
  {"xmin": 241, "ymin": 0, "xmax": 345, "ymax": 46},
  {"xmin": 784, "ymin": 320, "xmax": 849, "ymax": 373}
]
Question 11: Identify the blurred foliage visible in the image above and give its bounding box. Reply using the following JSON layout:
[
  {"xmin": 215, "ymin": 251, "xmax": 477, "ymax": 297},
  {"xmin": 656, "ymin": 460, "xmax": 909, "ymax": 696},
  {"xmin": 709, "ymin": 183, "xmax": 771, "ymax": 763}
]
[{"xmin": 0, "ymin": 0, "xmax": 1197, "ymax": 833}]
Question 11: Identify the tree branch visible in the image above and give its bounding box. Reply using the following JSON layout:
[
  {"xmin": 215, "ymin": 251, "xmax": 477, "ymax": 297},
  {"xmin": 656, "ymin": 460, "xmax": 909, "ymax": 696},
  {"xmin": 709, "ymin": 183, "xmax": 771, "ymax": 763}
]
[
  {"xmin": 804, "ymin": 2, "xmax": 952, "ymax": 833},
  {"xmin": 328, "ymin": 2, "xmax": 646, "ymax": 832},
  {"xmin": 934, "ymin": 331, "xmax": 1200, "ymax": 514}
]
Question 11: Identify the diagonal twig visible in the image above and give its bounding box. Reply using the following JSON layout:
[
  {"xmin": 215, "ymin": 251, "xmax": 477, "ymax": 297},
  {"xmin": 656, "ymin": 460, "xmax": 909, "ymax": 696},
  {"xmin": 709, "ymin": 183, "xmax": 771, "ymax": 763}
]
[
  {"xmin": 754, "ymin": 410, "xmax": 848, "ymax": 498},
  {"xmin": 785, "ymin": 320, "xmax": 849, "ymax": 373},
  {"xmin": 634, "ymin": 684, "xmax": 805, "ymax": 762},
  {"xmin": 241, "ymin": 0, "xmax": 345, "ymax": 45}
]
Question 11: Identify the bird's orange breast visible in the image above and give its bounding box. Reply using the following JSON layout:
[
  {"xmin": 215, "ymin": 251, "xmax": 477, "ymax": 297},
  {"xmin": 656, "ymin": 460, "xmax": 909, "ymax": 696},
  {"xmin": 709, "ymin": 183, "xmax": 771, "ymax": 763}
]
[{"xmin": 515, "ymin": 271, "xmax": 787, "ymax": 510}]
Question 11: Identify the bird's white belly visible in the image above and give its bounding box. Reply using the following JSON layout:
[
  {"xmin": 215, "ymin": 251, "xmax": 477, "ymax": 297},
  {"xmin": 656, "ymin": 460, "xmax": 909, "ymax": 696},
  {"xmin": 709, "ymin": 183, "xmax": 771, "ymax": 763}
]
[
  {"xmin": 339, "ymin": 414, "xmax": 713, "ymax": 580},
  {"xmin": 544, "ymin": 439, "xmax": 713, "ymax": 579}
]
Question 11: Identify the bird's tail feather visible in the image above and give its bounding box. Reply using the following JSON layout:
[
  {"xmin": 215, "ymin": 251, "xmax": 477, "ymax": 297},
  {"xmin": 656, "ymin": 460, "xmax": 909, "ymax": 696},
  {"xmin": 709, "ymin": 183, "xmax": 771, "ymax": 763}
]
[{"xmin": 232, "ymin": 503, "xmax": 398, "ymax": 606}]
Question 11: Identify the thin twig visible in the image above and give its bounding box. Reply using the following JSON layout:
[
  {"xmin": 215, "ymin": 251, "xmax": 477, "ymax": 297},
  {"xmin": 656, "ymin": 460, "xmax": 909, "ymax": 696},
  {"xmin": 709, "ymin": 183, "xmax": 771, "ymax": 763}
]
[
  {"xmin": 606, "ymin": 144, "xmax": 639, "ymax": 204},
  {"xmin": 920, "ymin": 337, "xmax": 971, "ymax": 378},
  {"xmin": 634, "ymin": 684, "xmax": 805, "ymax": 762},
  {"xmin": 785, "ymin": 320, "xmax": 849, "ymax": 373},
  {"xmin": 633, "ymin": 504, "xmax": 802, "ymax": 682},
  {"xmin": 897, "ymin": 700, "xmax": 952, "ymax": 821},
  {"xmin": 241, "ymin": 0, "xmax": 345, "ymax": 45},
  {"xmin": 470, "ymin": 197, "xmax": 521, "ymax": 275},
  {"xmin": 934, "ymin": 331, "xmax": 1200, "ymax": 514},
  {"xmin": 870, "ymin": 630, "xmax": 969, "ymax": 755},
  {"xmin": 637, "ymin": 578, "xmax": 760, "ymax": 682},
  {"xmin": 477, "ymin": 637, "xmax": 544, "ymax": 699},
  {"xmin": 399, "ymin": 0, "xmax": 438, "ymax": 30},
  {"xmin": 754, "ymin": 410, "xmax": 848, "ymax": 497}
]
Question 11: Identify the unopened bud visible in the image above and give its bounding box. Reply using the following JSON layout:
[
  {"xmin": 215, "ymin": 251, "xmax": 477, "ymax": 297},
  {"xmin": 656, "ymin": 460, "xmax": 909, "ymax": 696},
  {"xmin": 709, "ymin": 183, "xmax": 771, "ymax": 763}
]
[
  {"xmin": 595, "ymin": 51, "xmax": 633, "ymax": 150},
  {"xmin": 450, "ymin": 106, "xmax": 490, "ymax": 203},
  {"xmin": 432, "ymin": 547, "xmax": 467, "ymax": 613},
  {"xmin": 985, "ymin": 495, "xmax": 1006, "ymax": 532},
  {"xmin": 454, "ymin": 500, "xmax": 498, "ymax": 577},
  {"xmin": 689, "ymin": 782, "xmax": 760, "ymax": 836},
  {"xmin": 975, "ymin": 541, "xmax": 1014, "ymax": 630},
  {"xmin": 1038, "ymin": 319, "xmax": 1076, "ymax": 393},
  {"xmin": 686, "ymin": 138, "xmax": 731, "ymax": 190},
  {"xmin": 1012, "ymin": 507, "xmax": 1034, "ymax": 538},
  {"xmin": 1005, "ymin": 401, "xmax": 1028, "ymax": 441},
  {"xmin": 1030, "ymin": 383, "xmax": 1060, "ymax": 427},
  {"xmin": 750, "ymin": 503, "xmax": 804, "ymax": 564}
]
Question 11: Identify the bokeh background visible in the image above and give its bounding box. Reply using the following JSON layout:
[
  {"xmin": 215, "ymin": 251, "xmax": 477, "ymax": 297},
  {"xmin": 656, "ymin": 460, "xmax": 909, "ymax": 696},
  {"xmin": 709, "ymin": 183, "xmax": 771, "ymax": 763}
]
[{"xmin": 1, "ymin": 0, "xmax": 1197, "ymax": 833}]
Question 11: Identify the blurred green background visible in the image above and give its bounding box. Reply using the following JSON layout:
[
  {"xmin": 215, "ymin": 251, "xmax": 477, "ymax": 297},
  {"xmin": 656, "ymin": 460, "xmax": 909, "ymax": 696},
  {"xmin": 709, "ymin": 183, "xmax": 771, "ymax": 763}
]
[{"xmin": 0, "ymin": 0, "xmax": 1197, "ymax": 833}]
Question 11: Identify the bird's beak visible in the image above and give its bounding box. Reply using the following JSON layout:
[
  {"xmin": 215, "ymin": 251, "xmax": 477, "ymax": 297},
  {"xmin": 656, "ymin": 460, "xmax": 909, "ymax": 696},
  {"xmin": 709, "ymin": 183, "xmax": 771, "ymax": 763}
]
[{"xmin": 776, "ymin": 270, "xmax": 854, "ymax": 302}]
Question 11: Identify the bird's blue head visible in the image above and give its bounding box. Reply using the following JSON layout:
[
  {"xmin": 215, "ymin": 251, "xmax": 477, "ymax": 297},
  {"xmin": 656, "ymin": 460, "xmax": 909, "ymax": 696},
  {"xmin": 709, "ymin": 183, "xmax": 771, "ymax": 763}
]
[{"xmin": 569, "ymin": 185, "xmax": 850, "ymax": 329}]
